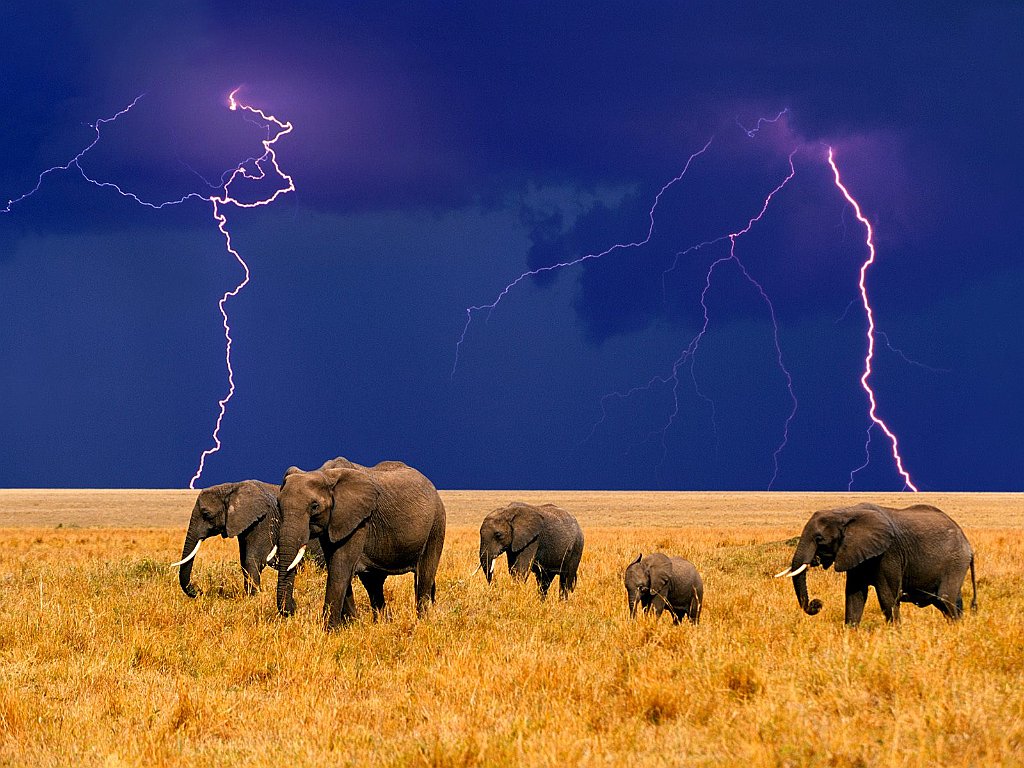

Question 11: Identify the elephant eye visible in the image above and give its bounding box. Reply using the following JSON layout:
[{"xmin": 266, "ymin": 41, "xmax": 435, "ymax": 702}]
[
  {"xmin": 200, "ymin": 508, "xmax": 214, "ymax": 521},
  {"xmin": 309, "ymin": 501, "xmax": 320, "ymax": 513}
]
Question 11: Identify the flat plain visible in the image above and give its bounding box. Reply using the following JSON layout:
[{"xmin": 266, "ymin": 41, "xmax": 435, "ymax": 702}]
[{"xmin": 0, "ymin": 490, "xmax": 1021, "ymax": 767}]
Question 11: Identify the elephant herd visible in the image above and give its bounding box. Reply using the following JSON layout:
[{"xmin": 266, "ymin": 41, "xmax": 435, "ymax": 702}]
[{"xmin": 174, "ymin": 457, "xmax": 978, "ymax": 630}]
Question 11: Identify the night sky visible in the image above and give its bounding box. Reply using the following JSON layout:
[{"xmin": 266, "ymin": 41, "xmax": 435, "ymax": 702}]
[{"xmin": 2, "ymin": 3, "xmax": 1021, "ymax": 491}]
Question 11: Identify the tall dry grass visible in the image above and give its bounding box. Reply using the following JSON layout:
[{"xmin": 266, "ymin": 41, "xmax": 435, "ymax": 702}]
[{"xmin": 0, "ymin": 494, "xmax": 1021, "ymax": 766}]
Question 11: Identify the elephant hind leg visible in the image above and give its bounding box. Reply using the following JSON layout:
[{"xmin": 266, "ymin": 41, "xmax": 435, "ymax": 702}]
[
  {"xmin": 413, "ymin": 509, "xmax": 445, "ymax": 618},
  {"xmin": 936, "ymin": 570, "xmax": 969, "ymax": 621}
]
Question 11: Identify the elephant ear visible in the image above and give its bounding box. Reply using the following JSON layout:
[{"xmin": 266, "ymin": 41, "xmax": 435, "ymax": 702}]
[
  {"xmin": 629, "ymin": 553, "xmax": 642, "ymax": 567},
  {"xmin": 224, "ymin": 481, "xmax": 273, "ymax": 537},
  {"xmin": 834, "ymin": 507, "xmax": 897, "ymax": 572},
  {"xmin": 648, "ymin": 559, "xmax": 671, "ymax": 596},
  {"xmin": 326, "ymin": 468, "xmax": 378, "ymax": 544},
  {"xmin": 510, "ymin": 505, "xmax": 544, "ymax": 552}
]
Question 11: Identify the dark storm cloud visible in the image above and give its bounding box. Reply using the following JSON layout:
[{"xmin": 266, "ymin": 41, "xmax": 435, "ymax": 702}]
[{"xmin": 2, "ymin": 2, "xmax": 1022, "ymax": 490}]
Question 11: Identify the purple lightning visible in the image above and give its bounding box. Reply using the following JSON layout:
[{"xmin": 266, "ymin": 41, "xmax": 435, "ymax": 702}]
[
  {"xmin": 827, "ymin": 147, "xmax": 918, "ymax": 492},
  {"xmin": 1, "ymin": 89, "xmax": 294, "ymax": 489},
  {"xmin": 451, "ymin": 137, "xmax": 715, "ymax": 379},
  {"xmin": 605, "ymin": 151, "xmax": 799, "ymax": 487},
  {"xmin": 736, "ymin": 107, "xmax": 790, "ymax": 138}
]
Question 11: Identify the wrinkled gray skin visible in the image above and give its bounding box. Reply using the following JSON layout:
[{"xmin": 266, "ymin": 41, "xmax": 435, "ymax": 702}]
[
  {"xmin": 276, "ymin": 458, "xmax": 446, "ymax": 630},
  {"xmin": 178, "ymin": 480, "xmax": 324, "ymax": 600},
  {"xmin": 786, "ymin": 503, "xmax": 977, "ymax": 625},
  {"xmin": 478, "ymin": 502, "xmax": 584, "ymax": 600},
  {"xmin": 624, "ymin": 553, "xmax": 703, "ymax": 624}
]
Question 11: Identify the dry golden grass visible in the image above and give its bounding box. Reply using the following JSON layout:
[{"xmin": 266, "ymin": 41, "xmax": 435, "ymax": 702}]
[{"xmin": 0, "ymin": 491, "xmax": 1021, "ymax": 767}]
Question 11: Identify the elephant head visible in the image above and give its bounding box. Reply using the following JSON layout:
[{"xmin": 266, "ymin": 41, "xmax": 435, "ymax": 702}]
[
  {"xmin": 478, "ymin": 503, "xmax": 543, "ymax": 583},
  {"xmin": 776, "ymin": 504, "xmax": 897, "ymax": 616},
  {"xmin": 174, "ymin": 481, "xmax": 275, "ymax": 598},
  {"xmin": 624, "ymin": 554, "xmax": 671, "ymax": 617},
  {"xmin": 275, "ymin": 465, "xmax": 378, "ymax": 616}
]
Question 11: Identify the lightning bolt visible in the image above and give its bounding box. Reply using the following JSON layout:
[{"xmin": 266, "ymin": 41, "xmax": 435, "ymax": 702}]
[
  {"xmin": 606, "ymin": 151, "xmax": 798, "ymax": 488},
  {"xmin": 827, "ymin": 147, "xmax": 918, "ymax": 492},
  {"xmin": 1, "ymin": 89, "xmax": 294, "ymax": 490},
  {"xmin": 189, "ymin": 88, "xmax": 295, "ymax": 489},
  {"xmin": 451, "ymin": 137, "xmax": 715, "ymax": 379},
  {"xmin": 736, "ymin": 107, "xmax": 790, "ymax": 138}
]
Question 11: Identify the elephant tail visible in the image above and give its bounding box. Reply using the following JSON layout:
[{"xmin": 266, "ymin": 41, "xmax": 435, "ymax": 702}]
[{"xmin": 969, "ymin": 554, "xmax": 978, "ymax": 613}]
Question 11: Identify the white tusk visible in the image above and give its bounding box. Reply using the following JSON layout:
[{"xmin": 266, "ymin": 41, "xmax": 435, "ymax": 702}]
[
  {"xmin": 489, "ymin": 559, "xmax": 495, "ymax": 576},
  {"xmin": 788, "ymin": 563, "xmax": 809, "ymax": 578},
  {"xmin": 773, "ymin": 566, "xmax": 793, "ymax": 579},
  {"xmin": 170, "ymin": 540, "xmax": 202, "ymax": 567},
  {"xmin": 265, "ymin": 545, "xmax": 278, "ymax": 563},
  {"xmin": 287, "ymin": 546, "xmax": 306, "ymax": 571}
]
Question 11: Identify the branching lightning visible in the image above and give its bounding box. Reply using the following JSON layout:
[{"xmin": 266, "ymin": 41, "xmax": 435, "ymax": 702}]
[
  {"xmin": 2, "ymin": 89, "xmax": 294, "ymax": 489},
  {"xmin": 451, "ymin": 137, "xmax": 715, "ymax": 379},
  {"xmin": 827, "ymin": 147, "xmax": 918, "ymax": 492},
  {"xmin": 454, "ymin": 113, "xmax": 922, "ymax": 491},
  {"xmin": 600, "ymin": 151, "xmax": 799, "ymax": 488}
]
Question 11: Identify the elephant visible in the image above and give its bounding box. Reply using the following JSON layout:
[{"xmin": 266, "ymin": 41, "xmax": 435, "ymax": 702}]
[
  {"xmin": 775, "ymin": 503, "xmax": 977, "ymax": 625},
  {"xmin": 173, "ymin": 480, "xmax": 323, "ymax": 599},
  {"xmin": 275, "ymin": 458, "xmax": 446, "ymax": 630},
  {"xmin": 478, "ymin": 502, "xmax": 584, "ymax": 600},
  {"xmin": 624, "ymin": 553, "xmax": 703, "ymax": 624}
]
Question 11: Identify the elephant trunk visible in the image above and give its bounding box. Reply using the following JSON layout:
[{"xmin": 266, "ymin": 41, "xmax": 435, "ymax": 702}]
[
  {"xmin": 480, "ymin": 549, "xmax": 494, "ymax": 584},
  {"xmin": 627, "ymin": 589, "xmax": 639, "ymax": 618},
  {"xmin": 791, "ymin": 532, "xmax": 823, "ymax": 616},
  {"xmin": 177, "ymin": 514, "xmax": 207, "ymax": 598},
  {"xmin": 276, "ymin": 517, "xmax": 309, "ymax": 616}
]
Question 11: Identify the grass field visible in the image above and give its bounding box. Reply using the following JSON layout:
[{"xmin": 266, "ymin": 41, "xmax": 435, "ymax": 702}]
[{"xmin": 0, "ymin": 491, "xmax": 1021, "ymax": 766}]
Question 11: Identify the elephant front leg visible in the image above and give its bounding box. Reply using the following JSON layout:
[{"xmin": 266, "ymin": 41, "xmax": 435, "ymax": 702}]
[
  {"xmin": 358, "ymin": 570, "xmax": 388, "ymax": 620},
  {"xmin": 238, "ymin": 538, "xmax": 261, "ymax": 596},
  {"xmin": 844, "ymin": 571, "xmax": 870, "ymax": 626},
  {"xmin": 323, "ymin": 534, "xmax": 366, "ymax": 630},
  {"xmin": 535, "ymin": 567, "xmax": 555, "ymax": 600},
  {"xmin": 509, "ymin": 540, "xmax": 540, "ymax": 582}
]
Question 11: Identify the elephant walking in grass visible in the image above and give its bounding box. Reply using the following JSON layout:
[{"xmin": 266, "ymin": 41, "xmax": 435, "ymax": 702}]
[
  {"xmin": 478, "ymin": 502, "xmax": 584, "ymax": 600},
  {"xmin": 275, "ymin": 459, "xmax": 446, "ymax": 630},
  {"xmin": 173, "ymin": 480, "xmax": 322, "ymax": 598},
  {"xmin": 776, "ymin": 503, "xmax": 977, "ymax": 625},
  {"xmin": 624, "ymin": 553, "xmax": 703, "ymax": 624}
]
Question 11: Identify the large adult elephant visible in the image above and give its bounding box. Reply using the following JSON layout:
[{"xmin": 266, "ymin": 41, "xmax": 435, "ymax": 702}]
[
  {"xmin": 478, "ymin": 502, "xmax": 584, "ymax": 600},
  {"xmin": 173, "ymin": 480, "xmax": 323, "ymax": 598},
  {"xmin": 275, "ymin": 459, "xmax": 446, "ymax": 630},
  {"xmin": 775, "ymin": 503, "xmax": 977, "ymax": 625}
]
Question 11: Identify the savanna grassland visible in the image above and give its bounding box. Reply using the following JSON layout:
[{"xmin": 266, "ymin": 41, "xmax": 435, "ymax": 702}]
[{"xmin": 0, "ymin": 491, "xmax": 1022, "ymax": 767}]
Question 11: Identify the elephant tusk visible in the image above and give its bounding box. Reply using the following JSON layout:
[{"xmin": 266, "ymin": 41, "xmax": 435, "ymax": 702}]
[
  {"xmin": 773, "ymin": 566, "xmax": 793, "ymax": 578},
  {"xmin": 287, "ymin": 546, "xmax": 306, "ymax": 571},
  {"xmin": 787, "ymin": 563, "xmax": 809, "ymax": 578},
  {"xmin": 265, "ymin": 545, "xmax": 278, "ymax": 563},
  {"xmin": 488, "ymin": 559, "xmax": 495, "ymax": 577},
  {"xmin": 170, "ymin": 540, "xmax": 202, "ymax": 568}
]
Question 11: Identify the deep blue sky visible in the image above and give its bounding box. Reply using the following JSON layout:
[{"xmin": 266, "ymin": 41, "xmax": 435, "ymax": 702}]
[{"xmin": 1, "ymin": 2, "xmax": 1021, "ymax": 490}]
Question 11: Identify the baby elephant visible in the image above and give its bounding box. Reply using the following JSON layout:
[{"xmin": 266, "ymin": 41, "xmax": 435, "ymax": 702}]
[
  {"xmin": 479, "ymin": 502, "xmax": 584, "ymax": 599},
  {"xmin": 625, "ymin": 553, "xmax": 703, "ymax": 624}
]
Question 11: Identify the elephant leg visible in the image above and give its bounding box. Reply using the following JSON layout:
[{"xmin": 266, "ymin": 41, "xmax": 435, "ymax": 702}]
[
  {"xmin": 536, "ymin": 569, "xmax": 555, "ymax": 600},
  {"xmin": 652, "ymin": 594, "xmax": 669, "ymax": 620},
  {"xmin": 323, "ymin": 536, "xmax": 366, "ymax": 630},
  {"xmin": 844, "ymin": 571, "xmax": 870, "ymax": 626},
  {"xmin": 936, "ymin": 571, "xmax": 968, "ymax": 621},
  {"xmin": 358, "ymin": 570, "xmax": 387, "ymax": 619},
  {"xmin": 509, "ymin": 540, "xmax": 540, "ymax": 581},
  {"xmin": 874, "ymin": 570, "xmax": 903, "ymax": 624},
  {"xmin": 238, "ymin": 537, "xmax": 260, "ymax": 596},
  {"xmin": 688, "ymin": 592, "xmax": 701, "ymax": 624},
  {"xmin": 414, "ymin": 511, "xmax": 444, "ymax": 617}
]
